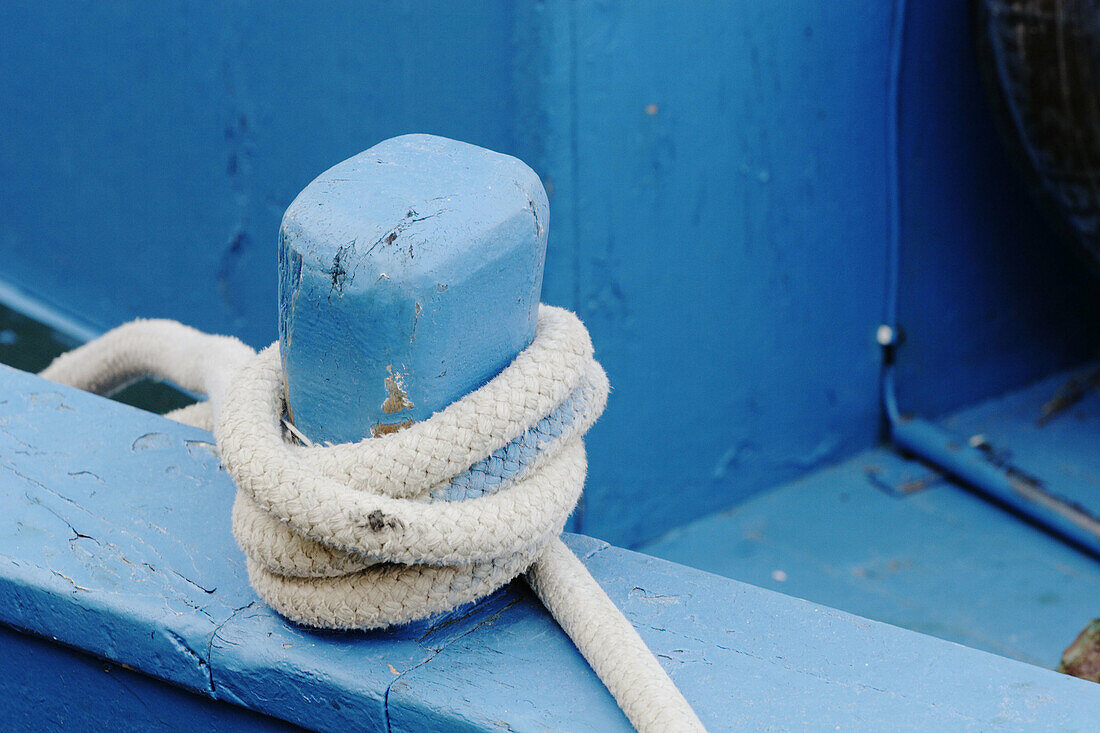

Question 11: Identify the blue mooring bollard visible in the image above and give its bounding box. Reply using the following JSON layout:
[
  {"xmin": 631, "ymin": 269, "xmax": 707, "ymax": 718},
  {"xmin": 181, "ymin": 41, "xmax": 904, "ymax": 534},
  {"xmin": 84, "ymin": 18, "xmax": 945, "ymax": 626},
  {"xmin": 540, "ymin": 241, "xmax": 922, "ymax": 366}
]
[{"xmin": 278, "ymin": 134, "xmax": 549, "ymax": 443}]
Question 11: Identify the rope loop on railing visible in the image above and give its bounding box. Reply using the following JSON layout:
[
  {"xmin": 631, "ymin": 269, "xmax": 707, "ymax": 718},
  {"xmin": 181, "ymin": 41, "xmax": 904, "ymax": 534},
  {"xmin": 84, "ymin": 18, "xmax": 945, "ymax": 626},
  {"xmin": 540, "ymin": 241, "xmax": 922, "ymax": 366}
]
[{"xmin": 41, "ymin": 305, "xmax": 705, "ymax": 733}]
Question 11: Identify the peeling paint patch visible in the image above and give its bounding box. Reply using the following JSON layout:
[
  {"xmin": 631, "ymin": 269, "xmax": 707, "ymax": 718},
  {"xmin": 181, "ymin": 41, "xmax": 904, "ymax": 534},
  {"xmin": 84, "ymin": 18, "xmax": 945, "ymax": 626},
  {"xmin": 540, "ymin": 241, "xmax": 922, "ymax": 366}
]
[
  {"xmin": 324, "ymin": 241, "xmax": 358, "ymax": 296},
  {"xmin": 628, "ymin": 586, "xmax": 680, "ymax": 604},
  {"xmin": 67, "ymin": 470, "xmax": 103, "ymax": 483},
  {"xmin": 52, "ymin": 569, "xmax": 91, "ymax": 592},
  {"xmin": 381, "ymin": 367, "xmax": 414, "ymax": 415},
  {"xmin": 131, "ymin": 432, "xmax": 173, "ymax": 452},
  {"xmin": 371, "ymin": 420, "xmax": 413, "ymax": 438},
  {"xmin": 164, "ymin": 629, "xmax": 213, "ymax": 695},
  {"xmin": 185, "ymin": 439, "xmax": 219, "ymax": 462},
  {"xmin": 27, "ymin": 392, "xmax": 73, "ymax": 411}
]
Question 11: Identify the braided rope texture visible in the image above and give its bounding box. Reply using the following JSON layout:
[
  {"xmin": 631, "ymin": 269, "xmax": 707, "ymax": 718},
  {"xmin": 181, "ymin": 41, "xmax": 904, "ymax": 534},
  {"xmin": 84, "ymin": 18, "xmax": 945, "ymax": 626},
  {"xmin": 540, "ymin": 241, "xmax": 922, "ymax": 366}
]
[
  {"xmin": 217, "ymin": 307, "xmax": 608, "ymax": 629},
  {"xmin": 40, "ymin": 305, "xmax": 705, "ymax": 732}
]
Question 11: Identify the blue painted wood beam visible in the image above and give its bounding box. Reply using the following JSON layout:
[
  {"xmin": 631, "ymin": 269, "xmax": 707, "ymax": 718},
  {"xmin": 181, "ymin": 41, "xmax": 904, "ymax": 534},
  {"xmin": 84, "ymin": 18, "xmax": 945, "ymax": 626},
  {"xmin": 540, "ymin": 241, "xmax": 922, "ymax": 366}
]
[
  {"xmin": 0, "ymin": 624, "xmax": 300, "ymax": 732},
  {"xmin": 3, "ymin": 365, "xmax": 1098, "ymax": 730}
]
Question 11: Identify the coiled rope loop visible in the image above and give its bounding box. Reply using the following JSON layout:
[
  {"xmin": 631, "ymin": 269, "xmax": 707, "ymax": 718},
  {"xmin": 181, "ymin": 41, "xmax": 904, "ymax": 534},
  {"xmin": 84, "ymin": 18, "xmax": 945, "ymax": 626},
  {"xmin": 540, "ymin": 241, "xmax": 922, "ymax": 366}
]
[
  {"xmin": 41, "ymin": 305, "xmax": 705, "ymax": 733},
  {"xmin": 219, "ymin": 306, "xmax": 607, "ymax": 628}
]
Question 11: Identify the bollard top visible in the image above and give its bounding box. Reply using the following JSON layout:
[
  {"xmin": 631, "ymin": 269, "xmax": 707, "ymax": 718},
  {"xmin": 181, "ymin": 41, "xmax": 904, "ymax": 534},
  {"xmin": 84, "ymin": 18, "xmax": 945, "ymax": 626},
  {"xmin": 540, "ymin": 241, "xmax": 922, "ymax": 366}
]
[
  {"xmin": 280, "ymin": 134, "xmax": 547, "ymax": 289},
  {"xmin": 278, "ymin": 134, "xmax": 549, "ymax": 444}
]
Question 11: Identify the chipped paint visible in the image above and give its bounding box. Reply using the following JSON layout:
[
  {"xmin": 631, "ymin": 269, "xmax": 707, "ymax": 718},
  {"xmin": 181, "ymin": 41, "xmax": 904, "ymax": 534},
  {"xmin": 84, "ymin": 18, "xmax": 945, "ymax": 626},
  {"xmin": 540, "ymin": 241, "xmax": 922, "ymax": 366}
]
[
  {"xmin": 371, "ymin": 420, "xmax": 414, "ymax": 438},
  {"xmin": 381, "ymin": 367, "xmax": 414, "ymax": 415}
]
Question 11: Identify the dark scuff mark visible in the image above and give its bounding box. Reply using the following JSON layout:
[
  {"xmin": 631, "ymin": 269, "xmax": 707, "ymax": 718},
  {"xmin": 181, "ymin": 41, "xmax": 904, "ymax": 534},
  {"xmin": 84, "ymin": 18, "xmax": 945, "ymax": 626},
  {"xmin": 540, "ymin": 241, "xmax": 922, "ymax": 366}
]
[
  {"xmin": 218, "ymin": 92, "xmax": 253, "ymax": 323},
  {"xmin": 207, "ymin": 601, "xmax": 257, "ymax": 696},
  {"xmin": 528, "ymin": 196, "xmax": 543, "ymax": 238},
  {"xmin": 364, "ymin": 510, "xmax": 404, "ymax": 532},
  {"xmin": 171, "ymin": 569, "xmax": 217, "ymax": 595},
  {"xmin": 514, "ymin": 179, "xmax": 544, "ymax": 238},
  {"xmin": 217, "ymin": 228, "xmax": 249, "ymax": 312},
  {"xmin": 366, "ymin": 210, "xmax": 445, "ymax": 255},
  {"xmin": 324, "ymin": 241, "xmax": 358, "ymax": 297},
  {"xmin": 67, "ymin": 470, "xmax": 103, "ymax": 482}
]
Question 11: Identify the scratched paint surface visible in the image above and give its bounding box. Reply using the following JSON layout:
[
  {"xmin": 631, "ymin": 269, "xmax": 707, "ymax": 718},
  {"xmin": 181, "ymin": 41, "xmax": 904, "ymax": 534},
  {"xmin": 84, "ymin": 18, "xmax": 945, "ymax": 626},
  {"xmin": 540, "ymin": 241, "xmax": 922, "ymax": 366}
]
[
  {"xmin": 3, "ymin": 364, "xmax": 1099, "ymax": 730},
  {"xmin": 0, "ymin": 364, "xmax": 411, "ymax": 729}
]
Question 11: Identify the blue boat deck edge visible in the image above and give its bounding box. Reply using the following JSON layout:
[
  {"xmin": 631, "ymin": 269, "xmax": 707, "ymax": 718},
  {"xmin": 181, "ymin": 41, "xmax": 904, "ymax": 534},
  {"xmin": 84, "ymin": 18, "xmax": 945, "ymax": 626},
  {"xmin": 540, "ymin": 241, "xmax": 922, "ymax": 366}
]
[{"xmin": 0, "ymin": 362, "xmax": 1097, "ymax": 731}]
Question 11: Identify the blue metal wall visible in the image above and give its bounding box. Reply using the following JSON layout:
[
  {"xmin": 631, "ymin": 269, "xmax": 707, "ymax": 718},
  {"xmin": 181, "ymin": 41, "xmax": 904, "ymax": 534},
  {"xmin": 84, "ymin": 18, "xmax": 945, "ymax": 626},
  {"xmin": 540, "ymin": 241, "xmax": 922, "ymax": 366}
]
[
  {"xmin": 519, "ymin": 2, "xmax": 895, "ymax": 543},
  {"xmin": 2, "ymin": 1, "xmax": 1095, "ymax": 547},
  {"xmin": 0, "ymin": 1, "xmax": 518, "ymax": 341}
]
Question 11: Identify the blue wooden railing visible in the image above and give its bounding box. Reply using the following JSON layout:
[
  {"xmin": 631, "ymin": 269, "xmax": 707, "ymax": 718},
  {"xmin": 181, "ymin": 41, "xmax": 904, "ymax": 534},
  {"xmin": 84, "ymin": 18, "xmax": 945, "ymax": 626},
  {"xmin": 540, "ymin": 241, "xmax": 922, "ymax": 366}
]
[{"xmin": 1, "ymin": 363, "xmax": 1096, "ymax": 729}]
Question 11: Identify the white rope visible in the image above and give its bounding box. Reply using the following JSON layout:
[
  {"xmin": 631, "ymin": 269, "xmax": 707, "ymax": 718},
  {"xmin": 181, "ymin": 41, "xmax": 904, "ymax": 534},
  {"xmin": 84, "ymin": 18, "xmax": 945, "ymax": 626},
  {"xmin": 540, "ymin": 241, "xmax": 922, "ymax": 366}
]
[{"xmin": 41, "ymin": 306, "xmax": 705, "ymax": 732}]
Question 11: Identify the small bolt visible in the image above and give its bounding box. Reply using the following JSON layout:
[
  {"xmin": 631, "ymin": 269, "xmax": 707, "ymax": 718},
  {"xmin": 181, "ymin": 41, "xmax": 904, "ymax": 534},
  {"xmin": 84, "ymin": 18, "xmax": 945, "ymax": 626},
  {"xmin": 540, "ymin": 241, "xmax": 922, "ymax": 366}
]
[{"xmin": 876, "ymin": 324, "xmax": 897, "ymax": 346}]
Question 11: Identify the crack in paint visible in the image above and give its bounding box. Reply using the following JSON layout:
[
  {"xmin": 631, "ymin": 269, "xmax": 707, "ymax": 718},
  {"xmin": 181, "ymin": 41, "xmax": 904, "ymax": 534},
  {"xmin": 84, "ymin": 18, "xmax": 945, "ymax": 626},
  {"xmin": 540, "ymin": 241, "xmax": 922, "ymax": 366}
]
[
  {"xmin": 366, "ymin": 210, "xmax": 445, "ymax": 256},
  {"xmin": 206, "ymin": 601, "xmax": 258, "ymax": 697},
  {"xmin": 383, "ymin": 598, "xmax": 520, "ymax": 732}
]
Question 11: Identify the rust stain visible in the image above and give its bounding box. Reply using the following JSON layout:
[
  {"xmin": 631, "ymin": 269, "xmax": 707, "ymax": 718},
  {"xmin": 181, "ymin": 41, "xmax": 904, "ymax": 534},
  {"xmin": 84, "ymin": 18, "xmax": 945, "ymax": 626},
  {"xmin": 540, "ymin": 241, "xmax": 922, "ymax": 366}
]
[
  {"xmin": 371, "ymin": 420, "xmax": 413, "ymax": 438},
  {"xmin": 1059, "ymin": 619, "xmax": 1100, "ymax": 683},
  {"xmin": 381, "ymin": 366, "xmax": 414, "ymax": 415}
]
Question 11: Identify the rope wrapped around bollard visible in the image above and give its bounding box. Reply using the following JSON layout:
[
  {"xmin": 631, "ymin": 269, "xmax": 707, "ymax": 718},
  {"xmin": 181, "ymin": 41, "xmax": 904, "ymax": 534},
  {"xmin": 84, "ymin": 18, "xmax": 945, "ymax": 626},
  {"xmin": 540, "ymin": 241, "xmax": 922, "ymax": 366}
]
[{"xmin": 41, "ymin": 305, "xmax": 705, "ymax": 733}]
